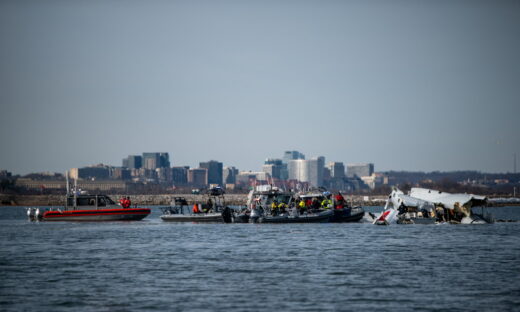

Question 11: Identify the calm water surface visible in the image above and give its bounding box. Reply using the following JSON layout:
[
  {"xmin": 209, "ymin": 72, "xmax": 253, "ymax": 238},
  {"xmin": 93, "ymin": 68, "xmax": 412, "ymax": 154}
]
[{"xmin": 1, "ymin": 206, "xmax": 519, "ymax": 311}]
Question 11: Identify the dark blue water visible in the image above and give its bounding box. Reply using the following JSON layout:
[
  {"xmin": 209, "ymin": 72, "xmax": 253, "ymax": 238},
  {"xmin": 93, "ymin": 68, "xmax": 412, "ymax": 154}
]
[{"xmin": 1, "ymin": 206, "xmax": 520, "ymax": 311}]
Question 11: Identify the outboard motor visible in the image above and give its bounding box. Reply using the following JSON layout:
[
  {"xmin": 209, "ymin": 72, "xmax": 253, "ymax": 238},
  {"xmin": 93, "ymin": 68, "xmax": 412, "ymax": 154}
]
[
  {"xmin": 26, "ymin": 208, "xmax": 36, "ymax": 221},
  {"xmin": 249, "ymin": 207, "xmax": 264, "ymax": 223},
  {"xmin": 35, "ymin": 208, "xmax": 43, "ymax": 221},
  {"xmin": 221, "ymin": 206, "xmax": 233, "ymax": 223}
]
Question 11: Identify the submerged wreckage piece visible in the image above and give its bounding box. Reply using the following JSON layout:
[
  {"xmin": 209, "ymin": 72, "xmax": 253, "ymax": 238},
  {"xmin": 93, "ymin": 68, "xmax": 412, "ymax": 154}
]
[{"xmin": 374, "ymin": 188, "xmax": 494, "ymax": 225}]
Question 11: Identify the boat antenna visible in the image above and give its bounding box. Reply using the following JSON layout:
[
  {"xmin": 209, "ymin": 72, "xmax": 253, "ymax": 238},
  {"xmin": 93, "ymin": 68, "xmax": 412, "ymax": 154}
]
[
  {"xmin": 74, "ymin": 176, "xmax": 77, "ymax": 209},
  {"xmin": 65, "ymin": 170, "xmax": 70, "ymax": 195}
]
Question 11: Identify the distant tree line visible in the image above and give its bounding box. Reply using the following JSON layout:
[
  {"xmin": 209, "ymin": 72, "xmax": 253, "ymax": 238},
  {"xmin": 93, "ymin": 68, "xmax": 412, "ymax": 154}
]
[{"xmin": 2, "ymin": 171, "xmax": 519, "ymax": 196}]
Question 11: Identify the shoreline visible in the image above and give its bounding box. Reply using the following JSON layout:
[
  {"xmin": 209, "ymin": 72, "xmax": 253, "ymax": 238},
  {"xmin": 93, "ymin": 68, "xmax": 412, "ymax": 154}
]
[
  {"xmin": 1, "ymin": 194, "xmax": 518, "ymax": 207},
  {"xmin": 0, "ymin": 194, "xmax": 388, "ymax": 207}
]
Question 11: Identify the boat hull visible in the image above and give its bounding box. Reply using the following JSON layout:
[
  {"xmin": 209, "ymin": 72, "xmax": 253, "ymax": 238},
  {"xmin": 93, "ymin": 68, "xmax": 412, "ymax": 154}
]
[
  {"xmin": 258, "ymin": 210, "xmax": 334, "ymax": 223},
  {"xmin": 42, "ymin": 208, "xmax": 151, "ymax": 221},
  {"xmin": 232, "ymin": 213, "xmax": 250, "ymax": 223},
  {"xmin": 161, "ymin": 213, "xmax": 224, "ymax": 222},
  {"xmin": 329, "ymin": 207, "xmax": 365, "ymax": 223}
]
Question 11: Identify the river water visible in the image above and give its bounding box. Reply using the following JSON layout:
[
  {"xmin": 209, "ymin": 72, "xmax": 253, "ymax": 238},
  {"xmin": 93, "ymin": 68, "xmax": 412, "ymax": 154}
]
[{"xmin": 1, "ymin": 206, "xmax": 519, "ymax": 311}]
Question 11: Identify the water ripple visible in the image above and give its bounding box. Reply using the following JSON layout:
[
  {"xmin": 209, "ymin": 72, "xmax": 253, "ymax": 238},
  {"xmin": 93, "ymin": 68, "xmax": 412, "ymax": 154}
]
[{"xmin": 0, "ymin": 206, "xmax": 519, "ymax": 311}]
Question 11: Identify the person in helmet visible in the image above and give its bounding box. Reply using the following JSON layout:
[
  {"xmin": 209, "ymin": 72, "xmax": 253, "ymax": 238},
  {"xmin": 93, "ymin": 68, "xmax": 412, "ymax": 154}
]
[
  {"xmin": 271, "ymin": 200, "xmax": 279, "ymax": 216},
  {"xmin": 298, "ymin": 198, "xmax": 307, "ymax": 214}
]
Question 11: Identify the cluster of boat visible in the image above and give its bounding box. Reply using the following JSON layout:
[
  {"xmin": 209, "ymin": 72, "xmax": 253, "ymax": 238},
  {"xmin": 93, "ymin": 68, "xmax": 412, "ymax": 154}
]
[
  {"xmin": 160, "ymin": 185, "xmax": 365, "ymax": 224},
  {"xmin": 26, "ymin": 183, "xmax": 495, "ymax": 225}
]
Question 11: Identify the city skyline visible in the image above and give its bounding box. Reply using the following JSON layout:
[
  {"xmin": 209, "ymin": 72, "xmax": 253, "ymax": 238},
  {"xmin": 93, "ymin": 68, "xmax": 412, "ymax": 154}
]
[
  {"xmin": 2, "ymin": 148, "xmax": 517, "ymax": 176},
  {"xmin": 1, "ymin": 1, "xmax": 519, "ymax": 175}
]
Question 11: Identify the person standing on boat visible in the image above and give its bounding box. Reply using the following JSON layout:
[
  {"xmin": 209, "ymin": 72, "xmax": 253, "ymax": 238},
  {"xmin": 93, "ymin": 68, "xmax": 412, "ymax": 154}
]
[
  {"xmin": 278, "ymin": 201, "xmax": 287, "ymax": 214},
  {"xmin": 305, "ymin": 198, "xmax": 312, "ymax": 210},
  {"xmin": 201, "ymin": 198, "xmax": 213, "ymax": 213},
  {"xmin": 271, "ymin": 200, "xmax": 279, "ymax": 216},
  {"xmin": 119, "ymin": 197, "xmax": 130, "ymax": 208},
  {"xmin": 335, "ymin": 192, "xmax": 345, "ymax": 209},
  {"xmin": 321, "ymin": 196, "xmax": 333, "ymax": 210},
  {"xmin": 299, "ymin": 199, "xmax": 307, "ymax": 214},
  {"xmin": 311, "ymin": 197, "xmax": 320, "ymax": 211}
]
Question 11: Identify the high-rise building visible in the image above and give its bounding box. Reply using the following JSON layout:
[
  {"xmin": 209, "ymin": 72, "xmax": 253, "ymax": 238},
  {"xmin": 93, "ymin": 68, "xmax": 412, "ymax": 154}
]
[
  {"xmin": 70, "ymin": 165, "xmax": 110, "ymax": 180},
  {"xmin": 287, "ymin": 156, "xmax": 325, "ymax": 187},
  {"xmin": 188, "ymin": 168, "xmax": 208, "ymax": 188},
  {"xmin": 142, "ymin": 152, "xmax": 170, "ymax": 170},
  {"xmin": 131, "ymin": 168, "xmax": 157, "ymax": 181},
  {"xmin": 262, "ymin": 158, "xmax": 288, "ymax": 180},
  {"xmin": 328, "ymin": 162, "xmax": 345, "ymax": 179},
  {"xmin": 142, "ymin": 153, "xmax": 160, "ymax": 170},
  {"xmin": 308, "ymin": 156, "xmax": 325, "ymax": 187},
  {"xmin": 0, "ymin": 170, "xmax": 12, "ymax": 178},
  {"xmin": 122, "ymin": 155, "xmax": 142, "ymax": 169},
  {"xmin": 288, "ymin": 159, "xmax": 308, "ymax": 182},
  {"xmin": 323, "ymin": 167, "xmax": 331, "ymax": 181},
  {"xmin": 199, "ymin": 160, "xmax": 223, "ymax": 186},
  {"xmin": 262, "ymin": 164, "xmax": 277, "ymax": 181},
  {"xmin": 171, "ymin": 166, "xmax": 188, "ymax": 185},
  {"xmin": 347, "ymin": 163, "xmax": 374, "ymax": 178},
  {"xmin": 223, "ymin": 166, "xmax": 238, "ymax": 184},
  {"xmin": 156, "ymin": 167, "xmax": 174, "ymax": 183},
  {"xmin": 159, "ymin": 153, "xmax": 170, "ymax": 168},
  {"xmin": 111, "ymin": 167, "xmax": 131, "ymax": 180},
  {"xmin": 235, "ymin": 171, "xmax": 270, "ymax": 187},
  {"xmin": 283, "ymin": 151, "xmax": 305, "ymax": 164}
]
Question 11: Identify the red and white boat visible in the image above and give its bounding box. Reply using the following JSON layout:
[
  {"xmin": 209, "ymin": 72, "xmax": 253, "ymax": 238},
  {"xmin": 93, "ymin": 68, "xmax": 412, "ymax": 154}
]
[{"xmin": 28, "ymin": 194, "xmax": 150, "ymax": 222}]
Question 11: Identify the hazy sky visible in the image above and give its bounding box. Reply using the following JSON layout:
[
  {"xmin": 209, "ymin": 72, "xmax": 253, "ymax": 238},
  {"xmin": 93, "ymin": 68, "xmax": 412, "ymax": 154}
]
[{"xmin": 1, "ymin": 0, "xmax": 519, "ymax": 175}]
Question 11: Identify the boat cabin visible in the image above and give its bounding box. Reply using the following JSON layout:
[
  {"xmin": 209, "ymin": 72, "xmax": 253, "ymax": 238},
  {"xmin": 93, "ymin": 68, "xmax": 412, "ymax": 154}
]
[
  {"xmin": 66, "ymin": 194, "xmax": 117, "ymax": 210},
  {"xmin": 253, "ymin": 190, "xmax": 293, "ymax": 208},
  {"xmin": 173, "ymin": 197, "xmax": 189, "ymax": 206}
]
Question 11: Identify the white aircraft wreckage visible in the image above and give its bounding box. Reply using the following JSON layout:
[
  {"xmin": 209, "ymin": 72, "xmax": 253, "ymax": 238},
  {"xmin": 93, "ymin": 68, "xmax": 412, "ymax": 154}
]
[{"xmin": 374, "ymin": 188, "xmax": 494, "ymax": 225}]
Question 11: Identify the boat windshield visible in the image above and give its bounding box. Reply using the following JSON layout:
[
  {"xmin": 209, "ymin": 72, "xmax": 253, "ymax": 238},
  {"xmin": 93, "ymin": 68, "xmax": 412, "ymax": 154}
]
[
  {"xmin": 66, "ymin": 195, "xmax": 116, "ymax": 207},
  {"xmin": 102, "ymin": 196, "xmax": 116, "ymax": 205},
  {"xmin": 98, "ymin": 197, "xmax": 106, "ymax": 207},
  {"xmin": 77, "ymin": 196, "xmax": 96, "ymax": 206},
  {"xmin": 257, "ymin": 194, "xmax": 292, "ymax": 206}
]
